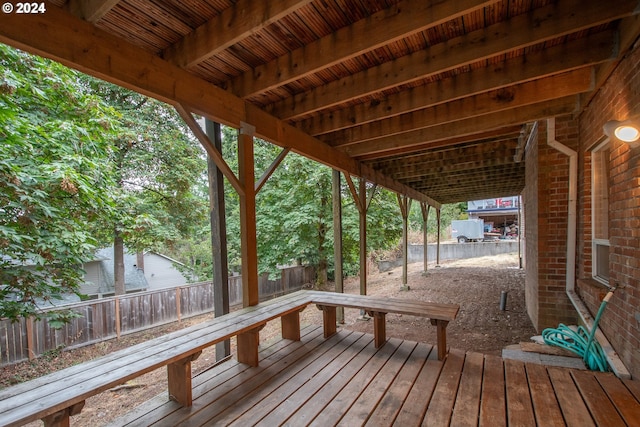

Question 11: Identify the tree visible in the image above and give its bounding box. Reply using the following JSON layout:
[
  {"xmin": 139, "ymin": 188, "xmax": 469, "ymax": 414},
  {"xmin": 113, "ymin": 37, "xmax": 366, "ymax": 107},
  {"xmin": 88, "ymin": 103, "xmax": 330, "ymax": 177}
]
[
  {"xmin": 256, "ymin": 150, "xmax": 334, "ymax": 284},
  {"xmin": 82, "ymin": 81, "xmax": 208, "ymax": 295},
  {"xmin": 0, "ymin": 45, "xmax": 118, "ymax": 322}
]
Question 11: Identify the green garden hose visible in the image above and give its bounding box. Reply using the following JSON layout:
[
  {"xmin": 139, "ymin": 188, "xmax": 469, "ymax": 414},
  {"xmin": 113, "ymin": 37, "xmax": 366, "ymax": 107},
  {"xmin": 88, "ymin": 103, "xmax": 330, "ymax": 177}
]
[{"xmin": 541, "ymin": 288, "xmax": 615, "ymax": 372}]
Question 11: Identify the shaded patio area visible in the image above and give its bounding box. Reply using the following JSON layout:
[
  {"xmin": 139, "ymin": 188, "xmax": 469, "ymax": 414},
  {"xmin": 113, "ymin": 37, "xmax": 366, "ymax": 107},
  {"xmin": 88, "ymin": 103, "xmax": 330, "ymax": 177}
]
[{"xmin": 109, "ymin": 326, "xmax": 640, "ymax": 427}]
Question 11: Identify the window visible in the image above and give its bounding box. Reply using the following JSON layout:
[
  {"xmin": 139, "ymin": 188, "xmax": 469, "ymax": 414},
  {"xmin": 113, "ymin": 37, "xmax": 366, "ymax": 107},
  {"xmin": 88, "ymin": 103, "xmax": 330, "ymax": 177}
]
[{"xmin": 591, "ymin": 140, "xmax": 610, "ymax": 284}]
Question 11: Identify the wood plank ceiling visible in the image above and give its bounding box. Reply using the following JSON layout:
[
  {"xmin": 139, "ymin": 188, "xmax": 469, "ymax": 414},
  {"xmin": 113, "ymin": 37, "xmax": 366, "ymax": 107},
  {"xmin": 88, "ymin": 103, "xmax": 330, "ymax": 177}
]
[{"xmin": 15, "ymin": 0, "xmax": 640, "ymax": 204}]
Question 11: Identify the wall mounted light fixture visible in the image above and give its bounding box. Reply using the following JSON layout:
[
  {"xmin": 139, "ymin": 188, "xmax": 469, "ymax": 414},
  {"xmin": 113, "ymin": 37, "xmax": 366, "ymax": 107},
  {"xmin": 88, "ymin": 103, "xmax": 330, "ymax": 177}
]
[{"xmin": 603, "ymin": 116, "xmax": 640, "ymax": 147}]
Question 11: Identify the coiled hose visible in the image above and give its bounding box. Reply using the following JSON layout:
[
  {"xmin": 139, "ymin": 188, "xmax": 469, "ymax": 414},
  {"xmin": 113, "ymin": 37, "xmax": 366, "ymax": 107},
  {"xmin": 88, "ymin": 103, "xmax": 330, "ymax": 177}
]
[{"xmin": 541, "ymin": 288, "xmax": 615, "ymax": 372}]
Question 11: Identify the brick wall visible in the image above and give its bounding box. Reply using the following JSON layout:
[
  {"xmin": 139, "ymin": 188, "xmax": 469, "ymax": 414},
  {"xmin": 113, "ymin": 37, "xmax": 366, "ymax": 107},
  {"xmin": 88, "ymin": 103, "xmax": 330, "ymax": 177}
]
[
  {"xmin": 527, "ymin": 118, "xmax": 579, "ymax": 332},
  {"xmin": 577, "ymin": 43, "xmax": 640, "ymax": 378}
]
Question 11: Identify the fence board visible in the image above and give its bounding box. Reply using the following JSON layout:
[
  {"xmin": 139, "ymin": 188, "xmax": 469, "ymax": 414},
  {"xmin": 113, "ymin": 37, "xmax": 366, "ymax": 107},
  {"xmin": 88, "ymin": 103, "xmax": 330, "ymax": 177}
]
[{"xmin": 0, "ymin": 266, "xmax": 314, "ymax": 365}]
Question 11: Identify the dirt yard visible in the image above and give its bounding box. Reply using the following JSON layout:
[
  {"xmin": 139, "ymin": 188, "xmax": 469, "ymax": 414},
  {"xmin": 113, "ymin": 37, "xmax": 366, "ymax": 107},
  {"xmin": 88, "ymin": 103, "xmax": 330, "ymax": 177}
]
[{"xmin": 3, "ymin": 252, "xmax": 536, "ymax": 426}]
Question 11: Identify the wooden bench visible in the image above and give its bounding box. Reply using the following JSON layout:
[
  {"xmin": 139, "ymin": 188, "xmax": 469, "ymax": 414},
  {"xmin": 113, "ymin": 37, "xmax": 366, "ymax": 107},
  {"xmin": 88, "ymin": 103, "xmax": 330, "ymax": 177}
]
[
  {"xmin": 307, "ymin": 290, "xmax": 459, "ymax": 361},
  {"xmin": 0, "ymin": 290, "xmax": 311, "ymax": 427},
  {"xmin": 0, "ymin": 290, "xmax": 458, "ymax": 426}
]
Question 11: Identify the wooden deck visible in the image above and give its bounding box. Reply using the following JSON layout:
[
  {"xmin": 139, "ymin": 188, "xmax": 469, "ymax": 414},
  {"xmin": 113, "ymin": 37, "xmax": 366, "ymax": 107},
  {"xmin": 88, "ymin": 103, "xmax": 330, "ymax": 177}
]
[{"xmin": 110, "ymin": 326, "xmax": 640, "ymax": 427}]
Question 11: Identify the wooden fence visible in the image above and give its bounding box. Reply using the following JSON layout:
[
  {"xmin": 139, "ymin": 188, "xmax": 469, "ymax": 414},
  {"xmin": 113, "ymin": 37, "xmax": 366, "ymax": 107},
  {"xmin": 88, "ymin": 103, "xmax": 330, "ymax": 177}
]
[{"xmin": 0, "ymin": 265, "xmax": 315, "ymax": 365}]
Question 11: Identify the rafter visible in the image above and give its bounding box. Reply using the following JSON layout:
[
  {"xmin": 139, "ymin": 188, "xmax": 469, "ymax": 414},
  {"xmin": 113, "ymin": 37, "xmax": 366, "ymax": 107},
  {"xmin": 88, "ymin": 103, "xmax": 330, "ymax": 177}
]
[
  {"xmin": 323, "ymin": 69, "xmax": 592, "ymax": 147},
  {"xmin": 66, "ymin": 0, "xmax": 120, "ymax": 22},
  {"xmin": 344, "ymin": 97, "xmax": 578, "ymax": 159},
  {"xmin": 296, "ymin": 30, "xmax": 614, "ymax": 136},
  {"xmin": 377, "ymin": 140, "xmax": 520, "ymax": 178},
  {"xmin": 0, "ymin": 5, "xmax": 439, "ymax": 207},
  {"xmin": 390, "ymin": 152, "xmax": 520, "ymax": 181},
  {"xmin": 369, "ymin": 129, "xmax": 523, "ymax": 168},
  {"xmin": 163, "ymin": 0, "xmax": 313, "ymax": 69},
  {"xmin": 230, "ymin": 0, "xmax": 496, "ymax": 98},
  {"xmin": 267, "ymin": 0, "xmax": 635, "ymax": 120}
]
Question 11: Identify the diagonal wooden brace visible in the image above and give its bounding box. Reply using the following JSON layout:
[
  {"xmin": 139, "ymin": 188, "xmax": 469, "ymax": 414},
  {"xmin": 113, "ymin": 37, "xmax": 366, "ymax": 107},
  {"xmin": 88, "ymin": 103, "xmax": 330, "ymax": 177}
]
[
  {"xmin": 42, "ymin": 400, "xmax": 85, "ymax": 427},
  {"xmin": 431, "ymin": 318, "xmax": 450, "ymax": 360},
  {"xmin": 281, "ymin": 308, "xmax": 304, "ymax": 341},
  {"xmin": 316, "ymin": 304, "xmax": 337, "ymax": 338},
  {"xmin": 168, "ymin": 351, "xmax": 202, "ymax": 406},
  {"xmin": 237, "ymin": 324, "xmax": 265, "ymax": 367},
  {"xmin": 367, "ymin": 311, "xmax": 387, "ymax": 348}
]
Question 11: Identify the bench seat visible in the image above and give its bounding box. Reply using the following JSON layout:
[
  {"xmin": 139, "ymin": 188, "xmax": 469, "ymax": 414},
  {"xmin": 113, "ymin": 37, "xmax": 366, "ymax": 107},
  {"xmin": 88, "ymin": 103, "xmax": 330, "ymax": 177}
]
[
  {"xmin": 0, "ymin": 289, "xmax": 458, "ymax": 427},
  {"xmin": 0, "ymin": 290, "xmax": 311, "ymax": 427},
  {"xmin": 307, "ymin": 290, "xmax": 459, "ymax": 360}
]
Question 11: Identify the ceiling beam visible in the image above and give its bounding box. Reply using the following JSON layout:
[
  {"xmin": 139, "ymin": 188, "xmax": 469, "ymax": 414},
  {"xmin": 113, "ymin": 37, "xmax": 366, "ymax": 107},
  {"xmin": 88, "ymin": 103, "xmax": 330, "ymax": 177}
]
[
  {"xmin": 360, "ymin": 127, "xmax": 522, "ymax": 162},
  {"xmin": 66, "ymin": 0, "xmax": 121, "ymax": 22},
  {"xmin": 267, "ymin": 0, "xmax": 636, "ymax": 120},
  {"xmin": 163, "ymin": 0, "xmax": 314, "ymax": 69},
  {"xmin": 0, "ymin": 4, "xmax": 439, "ymax": 207},
  {"xmin": 390, "ymin": 152, "xmax": 520, "ymax": 181},
  {"xmin": 345, "ymin": 97, "xmax": 578, "ymax": 159},
  {"xmin": 297, "ymin": 30, "xmax": 615, "ymax": 136},
  {"xmin": 581, "ymin": 14, "xmax": 640, "ymax": 108},
  {"xmin": 323, "ymin": 68, "xmax": 592, "ymax": 147},
  {"xmin": 377, "ymin": 140, "xmax": 519, "ymax": 177},
  {"xmin": 230, "ymin": 0, "xmax": 497, "ymax": 98},
  {"xmin": 370, "ymin": 130, "xmax": 522, "ymax": 167}
]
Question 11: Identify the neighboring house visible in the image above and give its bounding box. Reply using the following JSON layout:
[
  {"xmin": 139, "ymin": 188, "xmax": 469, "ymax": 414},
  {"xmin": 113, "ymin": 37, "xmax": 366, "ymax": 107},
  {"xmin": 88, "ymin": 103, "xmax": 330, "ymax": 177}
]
[
  {"xmin": 140, "ymin": 251, "xmax": 191, "ymax": 290},
  {"xmin": 82, "ymin": 247, "xmax": 191, "ymax": 297},
  {"xmin": 82, "ymin": 247, "xmax": 148, "ymax": 297},
  {"xmin": 467, "ymin": 197, "xmax": 520, "ymax": 237}
]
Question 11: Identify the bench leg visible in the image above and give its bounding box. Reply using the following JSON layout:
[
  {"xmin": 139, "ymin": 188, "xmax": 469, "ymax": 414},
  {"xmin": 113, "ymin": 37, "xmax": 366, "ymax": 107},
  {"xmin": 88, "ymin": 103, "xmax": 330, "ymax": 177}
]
[
  {"xmin": 42, "ymin": 401, "xmax": 85, "ymax": 427},
  {"xmin": 369, "ymin": 311, "xmax": 387, "ymax": 348},
  {"xmin": 168, "ymin": 351, "xmax": 202, "ymax": 406},
  {"xmin": 237, "ymin": 324, "xmax": 264, "ymax": 367},
  {"xmin": 317, "ymin": 305, "xmax": 337, "ymax": 338},
  {"xmin": 281, "ymin": 310, "xmax": 301, "ymax": 341},
  {"xmin": 431, "ymin": 319, "xmax": 449, "ymax": 360}
]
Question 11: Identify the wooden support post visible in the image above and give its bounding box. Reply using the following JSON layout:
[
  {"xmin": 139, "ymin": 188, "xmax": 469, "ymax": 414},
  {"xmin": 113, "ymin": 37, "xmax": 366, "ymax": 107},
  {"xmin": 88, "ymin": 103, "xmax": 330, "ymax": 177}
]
[
  {"xmin": 431, "ymin": 319, "xmax": 449, "ymax": 360},
  {"xmin": 370, "ymin": 311, "xmax": 387, "ymax": 348},
  {"xmin": 238, "ymin": 122, "xmax": 259, "ymax": 307},
  {"xmin": 167, "ymin": 351, "xmax": 202, "ymax": 406},
  {"xmin": 420, "ymin": 202, "xmax": 430, "ymax": 274},
  {"xmin": 332, "ymin": 169, "xmax": 345, "ymax": 324},
  {"xmin": 436, "ymin": 208, "xmax": 441, "ymax": 267},
  {"xmin": 317, "ymin": 305, "xmax": 337, "ymax": 338},
  {"xmin": 358, "ymin": 178, "xmax": 367, "ymax": 298},
  {"xmin": 206, "ymin": 119, "xmax": 231, "ymax": 361},
  {"xmin": 41, "ymin": 401, "xmax": 85, "ymax": 427},
  {"xmin": 281, "ymin": 310, "xmax": 302, "ymax": 341},
  {"xmin": 237, "ymin": 324, "xmax": 264, "ymax": 367},
  {"xmin": 397, "ymin": 194, "xmax": 411, "ymax": 290}
]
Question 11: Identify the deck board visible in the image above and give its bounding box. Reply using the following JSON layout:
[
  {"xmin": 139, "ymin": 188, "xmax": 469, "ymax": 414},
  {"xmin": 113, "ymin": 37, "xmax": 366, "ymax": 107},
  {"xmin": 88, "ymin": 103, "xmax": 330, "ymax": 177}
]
[
  {"xmin": 479, "ymin": 354, "xmax": 506, "ymax": 427},
  {"xmin": 505, "ymin": 359, "xmax": 536, "ymax": 426},
  {"xmin": 526, "ymin": 363, "xmax": 565, "ymax": 427},
  {"xmin": 109, "ymin": 325, "xmax": 640, "ymax": 427},
  {"xmin": 450, "ymin": 350, "xmax": 483, "ymax": 427},
  {"xmin": 547, "ymin": 367, "xmax": 596, "ymax": 427},
  {"xmin": 365, "ymin": 342, "xmax": 433, "ymax": 426},
  {"xmin": 571, "ymin": 370, "xmax": 627, "ymax": 427}
]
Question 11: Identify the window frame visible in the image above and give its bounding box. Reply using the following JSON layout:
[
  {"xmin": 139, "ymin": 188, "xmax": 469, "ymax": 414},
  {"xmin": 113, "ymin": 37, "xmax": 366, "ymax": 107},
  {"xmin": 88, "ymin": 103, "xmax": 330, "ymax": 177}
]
[{"xmin": 591, "ymin": 137, "xmax": 610, "ymax": 285}]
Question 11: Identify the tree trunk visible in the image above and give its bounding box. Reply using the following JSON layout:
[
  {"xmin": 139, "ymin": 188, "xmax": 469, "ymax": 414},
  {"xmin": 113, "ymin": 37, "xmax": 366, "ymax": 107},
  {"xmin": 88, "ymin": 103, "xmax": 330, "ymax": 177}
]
[{"xmin": 114, "ymin": 230, "xmax": 125, "ymax": 295}]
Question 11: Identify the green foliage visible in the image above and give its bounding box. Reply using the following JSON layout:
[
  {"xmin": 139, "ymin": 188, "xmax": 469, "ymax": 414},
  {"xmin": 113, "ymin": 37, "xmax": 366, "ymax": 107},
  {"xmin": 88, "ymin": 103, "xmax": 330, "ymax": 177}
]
[
  {"xmin": 0, "ymin": 44, "xmax": 207, "ymax": 318},
  {"xmin": 406, "ymin": 201, "xmax": 467, "ymax": 243},
  {"xmin": 83, "ymin": 80, "xmax": 209, "ymax": 253},
  {"xmin": 0, "ymin": 45, "xmax": 117, "ymax": 320},
  {"xmin": 0, "ymin": 43, "xmax": 456, "ymax": 321}
]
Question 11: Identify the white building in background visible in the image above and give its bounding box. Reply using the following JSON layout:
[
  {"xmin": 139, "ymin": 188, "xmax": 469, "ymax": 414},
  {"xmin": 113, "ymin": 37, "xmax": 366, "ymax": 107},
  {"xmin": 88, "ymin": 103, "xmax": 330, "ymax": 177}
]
[{"xmin": 466, "ymin": 196, "xmax": 520, "ymax": 237}]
